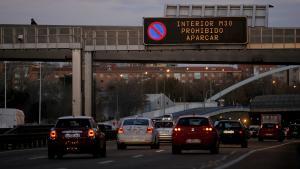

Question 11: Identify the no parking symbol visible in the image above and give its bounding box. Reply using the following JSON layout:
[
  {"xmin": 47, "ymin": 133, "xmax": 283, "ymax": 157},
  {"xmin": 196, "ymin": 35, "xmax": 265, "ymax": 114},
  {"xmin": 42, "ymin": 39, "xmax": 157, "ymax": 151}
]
[{"xmin": 147, "ymin": 22, "xmax": 167, "ymax": 41}]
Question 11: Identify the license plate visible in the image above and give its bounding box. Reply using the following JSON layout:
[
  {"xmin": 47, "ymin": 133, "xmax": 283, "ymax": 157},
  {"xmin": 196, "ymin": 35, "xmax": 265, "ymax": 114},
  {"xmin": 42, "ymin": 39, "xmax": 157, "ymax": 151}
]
[
  {"xmin": 186, "ymin": 139, "xmax": 201, "ymax": 143},
  {"xmin": 65, "ymin": 133, "xmax": 80, "ymax": 138},
  {"xmin": 223, "ymin": 130, "xmax": 234, "ymax": 134},
  {"xmin": 266, "ymin": 133, "xmax": 273, "ymax": 136}
]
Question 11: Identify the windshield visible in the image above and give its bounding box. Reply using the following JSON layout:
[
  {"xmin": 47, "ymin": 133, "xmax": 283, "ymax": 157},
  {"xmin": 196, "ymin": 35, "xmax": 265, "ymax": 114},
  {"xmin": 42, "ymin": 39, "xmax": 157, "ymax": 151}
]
[
  {"xmin": 155, "ymin": 121, "xmax": 173, "ymax": 128},
  {"xmin": 177, "ymin": 117, "xmax": 209, "ymax": 126},
  {"xmin": 218, "ymin": 122, "xmax": 242, "ymax": 129},
  {"xmin": 56, "ymin": 119, "xmax": 91, "ymax": 129},
  {"xmin": 123, "ymin": 119, "xmax": 149, "ymax": 126}
]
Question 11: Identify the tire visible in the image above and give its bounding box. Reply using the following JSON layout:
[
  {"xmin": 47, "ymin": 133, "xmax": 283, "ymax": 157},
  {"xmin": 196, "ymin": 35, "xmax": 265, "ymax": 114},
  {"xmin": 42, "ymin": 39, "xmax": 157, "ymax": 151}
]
[
  {"xmin": 117, "ymin": 143, "xmax": 126, "ymax": 150},
  {"xmin": 57, "ymin": 152, "xmax": 63, "ymax": 159},
  {"xmin": 172, "ymin": 145, "xmax": 181, "ymax": 154},
  {"xmin": 100, "ymin": 141, "xmax": 106, "ymax": 157},
  {"xmin": 151, "ymin": 138, "xmax": 160, "ymax": 149},
  {"xmin": 241, "ymin": 140, "xmax": 248, "ymax": 148},
  {"xmin": 210, "ymin": 142, "xmax": 220, "ymax": 154},
  {"xmin": 48, "ymin": 150, "xmax": 55, "ymax": 159}
]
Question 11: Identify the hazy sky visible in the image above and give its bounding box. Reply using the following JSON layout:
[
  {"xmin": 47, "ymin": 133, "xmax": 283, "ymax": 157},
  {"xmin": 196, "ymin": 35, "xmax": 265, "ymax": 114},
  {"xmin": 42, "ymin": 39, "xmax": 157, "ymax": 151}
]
[{"xmin": 0, "ymin": 0, "xmax": 299, "ymax": 27}]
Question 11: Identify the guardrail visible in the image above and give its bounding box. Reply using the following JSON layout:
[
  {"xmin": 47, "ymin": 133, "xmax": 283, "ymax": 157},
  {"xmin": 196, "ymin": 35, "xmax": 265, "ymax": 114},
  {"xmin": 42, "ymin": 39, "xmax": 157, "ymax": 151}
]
[
  {"xmin": 0, "ymin": 133, "xmax": 48, "ymax": 150},
  {"xmin": 0, "ymin": 25, "xmax": 299, "ymax": 49}
]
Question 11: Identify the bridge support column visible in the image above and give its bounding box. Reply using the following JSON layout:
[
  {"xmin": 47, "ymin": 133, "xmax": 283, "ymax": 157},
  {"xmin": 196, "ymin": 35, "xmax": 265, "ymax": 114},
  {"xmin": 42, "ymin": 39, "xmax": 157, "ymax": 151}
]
[
  {"xmin": 72, "ymin": 49, "xmax": 82, "ymax": 116},
  {"xmin": 84, "ymin": 52, "xmax": 92, "ymax": 117}
]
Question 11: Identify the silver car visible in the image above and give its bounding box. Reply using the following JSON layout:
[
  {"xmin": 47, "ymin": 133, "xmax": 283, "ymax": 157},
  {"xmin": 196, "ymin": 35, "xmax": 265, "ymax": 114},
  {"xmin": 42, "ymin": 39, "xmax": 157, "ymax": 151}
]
[
  {"xmin": 154, "ymin": 121, "xmax": 174, "ymax": 142},
  {"xmin": 117, "ymin": 117, "xmax": 160, "ymax": 149}
]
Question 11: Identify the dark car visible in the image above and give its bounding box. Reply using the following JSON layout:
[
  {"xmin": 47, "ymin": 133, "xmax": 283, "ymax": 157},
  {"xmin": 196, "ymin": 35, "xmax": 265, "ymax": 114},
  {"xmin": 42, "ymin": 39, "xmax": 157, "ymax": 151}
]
[
  {"xmin": 215, "ymin": 120, "xmax": 248, "ymax": 148},
  {"xmin": 98, "ymin": 123, "xmax": 117, "ymax": 140},
  {"xmin": 258, "ymin": 123, "xmax": 285, "ymax": 142},
  {"xmin": 287, "ymin": 124, "xmax": 300, "ymax": 139},
  {"xmin": 172, "ymin": 115, "xmax": 219, "ymax": 154},
  {"xmin": 48, "ymin": 116, "xmax": 106, "ymax": 159}
]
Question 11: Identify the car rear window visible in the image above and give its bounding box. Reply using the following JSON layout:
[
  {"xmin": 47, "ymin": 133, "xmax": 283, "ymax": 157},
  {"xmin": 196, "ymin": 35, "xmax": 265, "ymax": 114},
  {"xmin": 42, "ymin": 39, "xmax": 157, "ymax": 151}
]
[
  {"xmin": 177, "ymin": 117, "xmax": 209, "ymax": 126},
  {"xmin": 218, "ymin": 122, "xmax": 241, "ymax": 129},
  {"xmin": 56, "ymin": 119, "xmax": 91, "ymax": 128},
  {"xmin": 98, "ymin": 124, "xmax": 112, "ymax": 131},
  {"xmin": 155, "ymin": 122, "xmax": 173, "ymax": 128},
  {"xmin": 123, "ymin": 119, "xmax": 149, "ymax": 126},
  {"xmin": 262, "ymin": 123, "xmax": 276, "ymax": 128}
]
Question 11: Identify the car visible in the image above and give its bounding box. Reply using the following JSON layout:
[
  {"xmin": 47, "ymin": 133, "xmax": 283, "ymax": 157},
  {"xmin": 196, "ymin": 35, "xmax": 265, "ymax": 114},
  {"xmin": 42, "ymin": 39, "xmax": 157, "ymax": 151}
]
[
  {"xmin": 286, "ymin": 124, "xmax": 300, "ymax": 139},
  {"xmin": 249, "ymin": 125, "xmax": 260, "ymax": 138},
  {"xmin": 172, "ymin": 115, "xmax": 219, "ymax": 154},
  {"xmin": 258, "ymin": 123, "xmax": 285, "ymax": 142},
  {"xmin": 98, "ymin": 123, "xmax": 117, "ymax": 140},
  {"xmin": 48, "ymin": 116, "xmax": 106, "ymax": 159},
  {"xmin": 215, "ymin": 120, "xmax": 248, "ymax": 148},
  {"xmin": 117, "ymin": 117, "xmax": 160, "ymax": 150},
  {"xmin": 154, "ymin": 120, "xmax": 174, "ymax": 142}
]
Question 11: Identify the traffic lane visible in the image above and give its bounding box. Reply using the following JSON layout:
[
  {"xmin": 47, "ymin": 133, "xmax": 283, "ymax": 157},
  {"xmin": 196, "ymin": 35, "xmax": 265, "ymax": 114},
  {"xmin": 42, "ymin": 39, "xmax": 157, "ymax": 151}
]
[
  {"xmin": 0, "ymin": 140, "xmax": 294, "ymax": 169},
  {"xmin": 223, "ymin": 141, "xmax": 300, "ymax": 169}
]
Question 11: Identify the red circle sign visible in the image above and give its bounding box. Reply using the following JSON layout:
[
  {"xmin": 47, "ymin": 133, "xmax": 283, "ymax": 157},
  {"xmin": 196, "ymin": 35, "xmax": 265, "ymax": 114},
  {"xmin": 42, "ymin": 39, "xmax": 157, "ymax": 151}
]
[{"xmin": 147, "ymin": 22, "xmax": 167, "ymax": 41}]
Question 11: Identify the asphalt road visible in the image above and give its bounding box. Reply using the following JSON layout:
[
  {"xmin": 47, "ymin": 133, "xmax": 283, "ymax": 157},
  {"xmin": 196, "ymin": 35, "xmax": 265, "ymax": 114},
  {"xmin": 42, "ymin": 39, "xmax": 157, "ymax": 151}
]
[{"xmin": 0, "ymin": 139, "xmax": 299, "ymax": 169}]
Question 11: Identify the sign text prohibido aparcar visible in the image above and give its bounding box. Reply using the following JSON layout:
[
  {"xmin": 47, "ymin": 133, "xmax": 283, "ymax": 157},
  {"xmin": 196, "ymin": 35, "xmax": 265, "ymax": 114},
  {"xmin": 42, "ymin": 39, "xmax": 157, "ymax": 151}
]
[{"xmin": 144, "ymin": 17, "xmax": 247, "ymax": 45}]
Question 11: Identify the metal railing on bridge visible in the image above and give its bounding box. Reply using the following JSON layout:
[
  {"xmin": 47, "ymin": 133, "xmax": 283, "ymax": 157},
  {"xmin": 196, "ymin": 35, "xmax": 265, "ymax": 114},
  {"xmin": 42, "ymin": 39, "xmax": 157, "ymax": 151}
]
[{"xmin": 0, "ymin": 25, "xmax": 299, "ymax": 50}]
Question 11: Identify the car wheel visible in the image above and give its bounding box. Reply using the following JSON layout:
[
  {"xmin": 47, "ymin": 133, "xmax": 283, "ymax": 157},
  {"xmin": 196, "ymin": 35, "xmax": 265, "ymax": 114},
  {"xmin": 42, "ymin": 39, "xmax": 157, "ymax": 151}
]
[
  {"xmin": 57, "ymin": 152, "xmax": 63, "ymax": 159},
  {"xmin": 241, "ymin": 140, "xmax": 248, "ymax": 148},
  {"xmin": 117, "ymin": 143, "xmax": 126, "ymax": 150},
  {"xmin": 48, "ymin": 150, "xmax": 55, "ymax": 159},
  {"xmin": 100, "ymin": 141, "xmax": 106, "ymax": 157},
  {"xmin": 210, "ymin": 142, "xmax": 220, "ymax": 154},
  {"xmin": 172, "ymin": 145, "xmax": 181, "ymax": 154},
  {"xmin": 151, "ymin": 138, "xmax": 160, "ymax": 149}
]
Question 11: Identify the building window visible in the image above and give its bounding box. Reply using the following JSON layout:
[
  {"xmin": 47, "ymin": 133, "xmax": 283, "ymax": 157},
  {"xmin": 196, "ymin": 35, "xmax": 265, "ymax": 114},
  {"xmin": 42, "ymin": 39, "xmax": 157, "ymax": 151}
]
[
  {"xmin": 194, "ymin": 72, "xmax": 201, "ymax": 79},
  {"xmin": 174, "ymin": 73, "xmax": 181, "ymax": 80}
]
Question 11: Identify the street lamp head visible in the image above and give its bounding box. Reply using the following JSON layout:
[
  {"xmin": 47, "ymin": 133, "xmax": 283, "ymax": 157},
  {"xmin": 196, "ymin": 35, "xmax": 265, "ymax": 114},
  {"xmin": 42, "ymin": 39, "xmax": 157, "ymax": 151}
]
[
  {"xmin": 272, "ymin": 80, "xmax": 276, "ymax": 84},
  {"xmin": 166, "ymin": 69, "xmax": 170, "ymax": 73}
]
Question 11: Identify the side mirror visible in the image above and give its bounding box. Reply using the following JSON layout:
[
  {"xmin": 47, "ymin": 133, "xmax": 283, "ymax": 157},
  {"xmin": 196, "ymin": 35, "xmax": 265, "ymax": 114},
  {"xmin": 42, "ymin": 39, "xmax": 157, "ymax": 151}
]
[{"xmin": 214, "ymin": 121, "xmax": 219, "ymax": 127}]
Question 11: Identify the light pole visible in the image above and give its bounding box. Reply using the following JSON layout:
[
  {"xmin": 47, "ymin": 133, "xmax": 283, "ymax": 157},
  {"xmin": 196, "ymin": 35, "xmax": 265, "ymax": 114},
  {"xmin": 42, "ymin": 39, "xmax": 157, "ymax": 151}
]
[
  {"xmin": 4, "ymin": 61, "xmax": 7, "ymax": 108},
  {"xmin": 38, "ymin": 62, "xmax": 42, "ymax": 124}
]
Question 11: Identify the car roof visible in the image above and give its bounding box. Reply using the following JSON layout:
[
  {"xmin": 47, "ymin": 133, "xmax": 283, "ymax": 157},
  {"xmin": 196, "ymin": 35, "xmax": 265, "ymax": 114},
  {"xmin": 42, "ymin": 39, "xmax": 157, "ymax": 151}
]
[
  {"xmin": 218, "ymin": 120, "xmax": 241, "ymax": 123},
  {"xmin": 177, "ymin": 115, "xmax": 210, "ymax": 119},
  {"xmin": 58, "ymin": 116, "xmax": 93, "ymax": 120},
  {"xmin": 122, "ymin": 117, "xmax": 151, "ymax": 121}
]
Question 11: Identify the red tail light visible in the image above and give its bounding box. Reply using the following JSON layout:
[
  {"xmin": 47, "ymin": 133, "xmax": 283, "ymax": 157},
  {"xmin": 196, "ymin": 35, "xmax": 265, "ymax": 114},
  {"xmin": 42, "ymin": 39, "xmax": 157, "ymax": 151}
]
[
  {"xmin": 276, "ymin": 125, "xmax": 279, "ymax": 129},
  {"xmin": 239, "ymin": 130, "xmax": 243, "ymax": 134},
  {"xmin": 50, "ymin": 130, "xmax": 56, "ymax": 140},
  {"xmin": 204, "ymin": 127, "xmax": 213, "ymax": 131},
  {"xmin": 118, "ymin": 128, "xmax": 124, "ymax": 134},
  {"xmin": 174, "ymin": 127, "xmax": 181, "ymax": 132},
  {"xmin": 88, "ymin": 129, "xmax": 95, "ymax": 137},
  {"xmin": 147, "ymin": 127, "xmax": 153, "ymax": 134}
]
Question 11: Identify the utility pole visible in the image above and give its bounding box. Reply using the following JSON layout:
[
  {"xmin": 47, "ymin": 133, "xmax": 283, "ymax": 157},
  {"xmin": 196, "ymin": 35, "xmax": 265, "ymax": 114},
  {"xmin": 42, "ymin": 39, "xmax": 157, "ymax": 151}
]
[
  {"xmin": 38, "ymin": 62, "xmax": 42, "ymax": 124},
  {"xmin": 4, "ymin": 61, "xmax": 7, "ymax": 108}
]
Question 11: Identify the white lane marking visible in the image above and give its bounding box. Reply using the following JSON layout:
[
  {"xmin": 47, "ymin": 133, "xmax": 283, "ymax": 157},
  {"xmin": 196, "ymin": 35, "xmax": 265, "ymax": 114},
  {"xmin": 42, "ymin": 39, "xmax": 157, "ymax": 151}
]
[
  {"xmin": 229, "ymin": 150, "xmax": 236, "ymax": 155},
  {"xmin": 221, "ymin": 155, "xmax": 228, "ymax": 161},
  {"xmin": 213, "ymin": 141, "xmax": 300, "ymax": 169},
  {"xmin": 98, "ymin": 160, "xmax": 114, "ymax": 164},
  {"xmin": 155, "ymin": 149, "xmax": 165, "ymax": 153},
  {"xmin": 28, "ymin": 156, "xmax": 47, "ymax": 160},
  {"xmin": 132, "ymin": 154, "xmax": 143, "ymax": 158}
]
